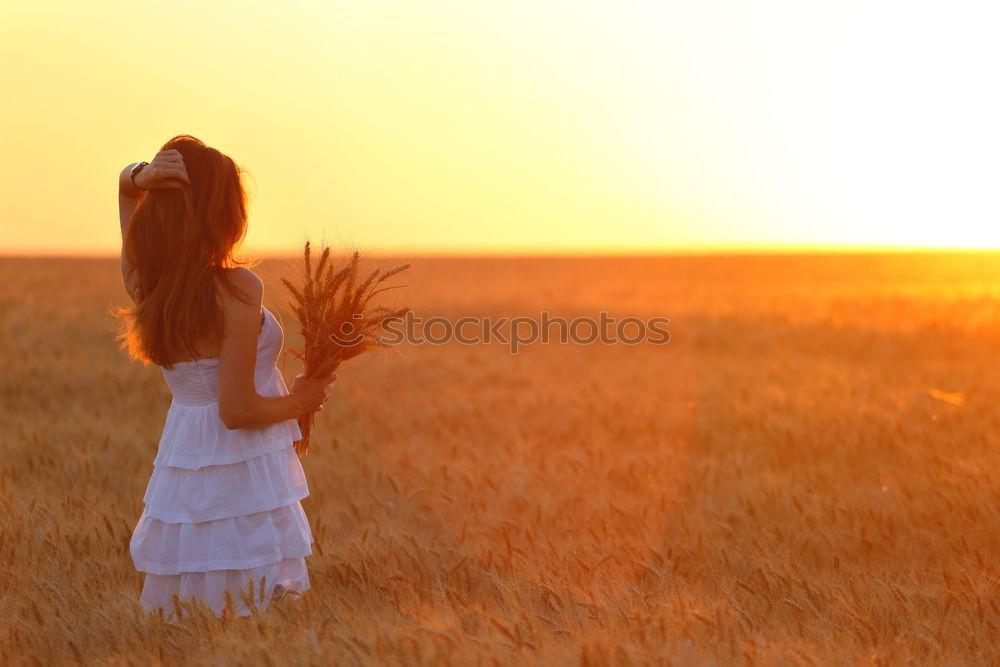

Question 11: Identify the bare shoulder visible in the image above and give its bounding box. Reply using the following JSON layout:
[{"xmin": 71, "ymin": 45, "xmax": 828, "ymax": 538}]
[
  {"xmin": 215, "ymin": 267, "xmax": 263, "ymax": 314},
  {"xmin": 220, "ymin": 267, "xmax": 263, "ymax": 296}
]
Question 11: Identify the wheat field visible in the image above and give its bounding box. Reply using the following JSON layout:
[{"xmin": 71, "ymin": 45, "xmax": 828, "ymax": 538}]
[{"xmin": 3, "ymin": 252, "xmax": 1000, "ymax": 665}]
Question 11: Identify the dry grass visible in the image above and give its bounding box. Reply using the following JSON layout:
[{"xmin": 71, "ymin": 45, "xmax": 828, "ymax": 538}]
[{"xmin": 2, "ymin": 252, "xmax": 1000, "ymax": 665}]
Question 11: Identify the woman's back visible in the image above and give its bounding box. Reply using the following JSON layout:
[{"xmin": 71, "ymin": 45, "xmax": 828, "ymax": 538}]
[
  {"xmin": 154, "ymin": 305, "xmax": 302, "ymax": 467},
  {"xmin": 159, "ymin": 269, "xmax": 264, "ymax": 366}
]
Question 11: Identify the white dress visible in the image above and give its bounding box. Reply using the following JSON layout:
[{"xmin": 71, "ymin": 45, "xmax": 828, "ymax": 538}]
[{"xmin": 129, "ymin": 305, "xmax": 312, "ymax": 619}]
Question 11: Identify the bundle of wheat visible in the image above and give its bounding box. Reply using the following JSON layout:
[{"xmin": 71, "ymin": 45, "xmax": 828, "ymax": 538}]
[{"xmin": 281, "ymin": 241, "xmax": 410, "ymax": 455}]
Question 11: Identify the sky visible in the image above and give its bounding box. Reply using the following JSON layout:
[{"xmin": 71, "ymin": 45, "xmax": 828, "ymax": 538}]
[{"xmin": 1, "ymin": 0, "xmax": 998, "ymax": 256}]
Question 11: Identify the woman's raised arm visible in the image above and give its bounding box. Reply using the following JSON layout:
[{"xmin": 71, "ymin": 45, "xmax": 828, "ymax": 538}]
[
  {"xmin": 117, "ymin": 151, "xmax": 192, "ymax": 303},
  {"xmin": 118, "ymin": 163, "xmax": 143, "ymax": 303}
]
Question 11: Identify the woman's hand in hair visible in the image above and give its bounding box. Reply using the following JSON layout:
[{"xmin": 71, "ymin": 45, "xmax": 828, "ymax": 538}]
[{"xmin": 133, "ymin": 149, "xmax": 191, "ymax": 190}]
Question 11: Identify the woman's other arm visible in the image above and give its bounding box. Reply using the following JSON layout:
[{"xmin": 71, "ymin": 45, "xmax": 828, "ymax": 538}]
[{"xmin": 216, "ymin": 267, "xmax": 335, "ymax": 430}]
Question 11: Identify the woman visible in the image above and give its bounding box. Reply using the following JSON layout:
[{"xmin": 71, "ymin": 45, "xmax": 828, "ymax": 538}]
[{"xmin": 116, "ymin": 134, "xmax": 335, "ymax": 619}]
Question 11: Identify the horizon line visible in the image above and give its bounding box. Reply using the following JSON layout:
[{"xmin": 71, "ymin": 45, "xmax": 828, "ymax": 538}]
[{"xmin": 5, "ymin": 243, "xmax": 1000, "ymax": 260}]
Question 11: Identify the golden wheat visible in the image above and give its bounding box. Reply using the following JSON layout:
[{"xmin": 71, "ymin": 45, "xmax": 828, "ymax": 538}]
[
  {"xmin": 280, "ymin": 241, "xmax": 410, "ymax": 455},
  {"xmin": 3, "ymin": 253, "xmax": 1000, "ymax": 664}
]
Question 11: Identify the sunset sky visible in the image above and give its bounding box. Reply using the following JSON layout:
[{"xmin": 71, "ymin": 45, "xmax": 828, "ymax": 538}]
[{"xmin": 1, "ymin": 0, "xmax": 998, "ymax": 255}]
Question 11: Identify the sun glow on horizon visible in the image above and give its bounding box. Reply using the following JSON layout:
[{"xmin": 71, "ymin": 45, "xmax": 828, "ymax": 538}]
[{"xmin": 1, "ymin": 0, "xmax": 998, "ymax": 255}]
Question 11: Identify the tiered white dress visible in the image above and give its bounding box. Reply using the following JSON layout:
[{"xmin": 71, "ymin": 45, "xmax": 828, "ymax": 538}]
[{"xmin": 130, "ymin": 306, "xmax": 313, "ymax": 619}]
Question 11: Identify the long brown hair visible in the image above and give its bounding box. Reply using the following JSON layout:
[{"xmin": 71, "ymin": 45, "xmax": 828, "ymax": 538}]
[{"xmin": 114, "ymin": 135, "xmax": 258, "ymax": 369}]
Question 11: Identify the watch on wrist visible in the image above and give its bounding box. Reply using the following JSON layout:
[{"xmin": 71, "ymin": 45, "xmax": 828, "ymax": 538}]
[{"xmin": 130, "ymin": 161, "xmax": 150, "ymax": 191}]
